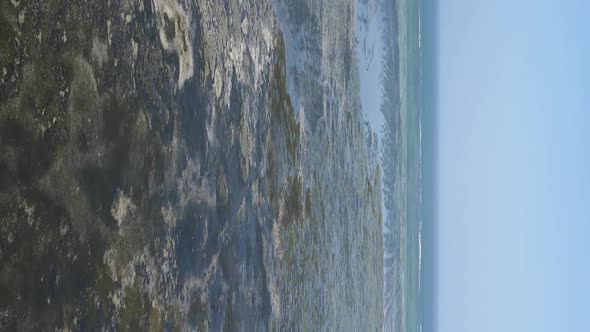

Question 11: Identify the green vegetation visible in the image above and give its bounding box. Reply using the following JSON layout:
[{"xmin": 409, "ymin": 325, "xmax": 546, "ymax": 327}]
[
  {"xmin": 269, "ymin": 35, "xmax": 301, "ymax": 163},
  {"xmin": 265, "ymin": 34, "xmax": 310, "ymax": 227}
]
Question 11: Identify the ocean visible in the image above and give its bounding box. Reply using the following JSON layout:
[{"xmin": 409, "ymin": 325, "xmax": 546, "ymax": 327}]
[{"xmin": 362, "ymin": 0, "xmax": 436, "ymax": 331}]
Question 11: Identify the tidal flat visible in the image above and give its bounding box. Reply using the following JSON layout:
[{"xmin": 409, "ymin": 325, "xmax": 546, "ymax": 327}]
[{"xmin": 0, "ymin": 0, "xmax": 383, "ymax": 329}]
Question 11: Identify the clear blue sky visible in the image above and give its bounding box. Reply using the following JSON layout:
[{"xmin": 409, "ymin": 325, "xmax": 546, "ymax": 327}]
[{"xmin": 438, "ymin": 1, "xmax": 590, "ymax": 331}]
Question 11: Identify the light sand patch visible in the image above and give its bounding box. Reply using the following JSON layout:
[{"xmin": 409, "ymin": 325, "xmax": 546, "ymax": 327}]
[
  {"xmin": 177, "ymin": 159, "xmax": 216, "ymax": 208},
  {"xmin": 111, "ymin": 189, "xmax": 136, "ymax": 232},
  {"xmin": 153, "ymin": 0, "xmax": 194, "ymax": 89},
  {"xmin": 92, "ymin": 37, "xmax": 108, "ymax": 67}
]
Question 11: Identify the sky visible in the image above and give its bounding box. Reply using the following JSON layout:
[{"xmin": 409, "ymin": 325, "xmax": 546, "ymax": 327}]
[{"xmin": 438, "ymin": 1, "xmax": 590, "ymax": 332}]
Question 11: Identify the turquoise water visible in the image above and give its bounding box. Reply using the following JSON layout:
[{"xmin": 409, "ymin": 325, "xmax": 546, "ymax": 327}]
[
  {"xmin": 411, "ymin": 1, "xmax": 438, "ymax": 331},
  {"xmin": 407, "ymin": 1, "xmax": 439, "ymax": 331},
  {"xmin": 405, "ymin": 0, "xmax": 422, "ymax": 329}
]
